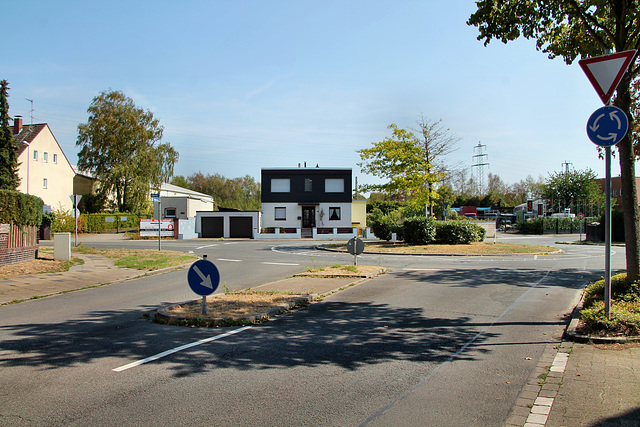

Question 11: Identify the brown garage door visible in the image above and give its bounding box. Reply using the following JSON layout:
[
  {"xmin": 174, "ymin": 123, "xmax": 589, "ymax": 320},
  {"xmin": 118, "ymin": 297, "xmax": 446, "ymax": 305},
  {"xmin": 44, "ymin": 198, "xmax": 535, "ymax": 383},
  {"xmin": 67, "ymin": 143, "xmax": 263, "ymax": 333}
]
[
  {"xmin": 229, "ymin": 217, "xmax": 253, "ymax": 238},
  {"xmin": 201, "ymin": 217, "xmax": 224, "ymax": 238}
]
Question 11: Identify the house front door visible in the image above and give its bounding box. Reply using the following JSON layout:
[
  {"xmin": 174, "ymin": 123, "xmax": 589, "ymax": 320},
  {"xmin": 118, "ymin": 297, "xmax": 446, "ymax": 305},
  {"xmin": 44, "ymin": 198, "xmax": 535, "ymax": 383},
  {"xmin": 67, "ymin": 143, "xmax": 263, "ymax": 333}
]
[{"xmin": 302, "ymin": 206, "xmax": 315, "ymax": 228}]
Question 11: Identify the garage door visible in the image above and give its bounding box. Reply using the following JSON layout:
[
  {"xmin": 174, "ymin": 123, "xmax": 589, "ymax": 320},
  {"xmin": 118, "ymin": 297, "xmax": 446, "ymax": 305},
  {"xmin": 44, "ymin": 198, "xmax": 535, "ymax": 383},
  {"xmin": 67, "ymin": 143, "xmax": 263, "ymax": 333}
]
[
  {"xmin": 201, "ymin": 217, "xmax": 224, "ymax": 238},
  {"xmin": 229, "ymin": 217, "xmax": 253, "ymax": 238}
]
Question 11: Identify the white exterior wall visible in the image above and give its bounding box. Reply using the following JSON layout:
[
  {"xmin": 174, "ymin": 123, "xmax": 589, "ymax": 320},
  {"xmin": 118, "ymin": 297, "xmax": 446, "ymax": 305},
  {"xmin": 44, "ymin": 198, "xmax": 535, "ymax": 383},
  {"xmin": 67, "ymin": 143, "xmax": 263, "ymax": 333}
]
[
  {"xmin": 261, "ymin": 202, "xmax": 302, "ymax": 228},
  {"xmin": 16, "ymin": 126, "xmax": 75, "ymax": 212},
  {"xmin": 316, "ymin": 203, "xmax": 352, "ymax": 228},
  {"xmin": 262, "ymin": 202, "xmax": 352, "ymax": 228}
]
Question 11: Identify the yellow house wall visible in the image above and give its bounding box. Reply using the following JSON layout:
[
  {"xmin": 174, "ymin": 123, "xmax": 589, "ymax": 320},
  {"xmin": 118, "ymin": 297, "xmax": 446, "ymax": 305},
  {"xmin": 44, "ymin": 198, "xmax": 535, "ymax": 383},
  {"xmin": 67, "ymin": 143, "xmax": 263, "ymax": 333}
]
[
  {"xmin": 351, "ymin": 200, "xmax": 367, "ymax": 228},
  {"xmin": 16, "ymin": 126, "xmax": 75, "ymax": 212}
]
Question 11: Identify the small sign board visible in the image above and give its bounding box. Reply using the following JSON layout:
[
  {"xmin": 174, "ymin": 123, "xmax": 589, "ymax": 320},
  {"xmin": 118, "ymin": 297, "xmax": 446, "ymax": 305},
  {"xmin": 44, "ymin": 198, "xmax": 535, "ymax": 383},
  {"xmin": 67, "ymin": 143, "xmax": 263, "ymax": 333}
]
[
  {"xmin": 579, "ymin": 50, "xmax": 636, "ymax": 104},
  {"xmin": 347, "ymin": 237, "xmax": 365, "ymax": 255},
  {"xmin": 586, "ymin": 105, "xmax": 629, "ymax": 147},
  {"xmin": 140, "ymin": 219, "xmax": 174, "ymax": 237},
  {"xmin": 105, "ymin": 216, "xmax": 115, "ymax": 223}
]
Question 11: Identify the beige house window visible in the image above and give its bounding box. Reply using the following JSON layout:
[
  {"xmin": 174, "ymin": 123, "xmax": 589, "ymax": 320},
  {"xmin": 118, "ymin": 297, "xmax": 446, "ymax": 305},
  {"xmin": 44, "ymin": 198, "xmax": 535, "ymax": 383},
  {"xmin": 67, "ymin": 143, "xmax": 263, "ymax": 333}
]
[
  {"xmin": 53, "ymin": 153, "xmax": 58, "ymax": 164},
  {"xmin": 43, "ymin": 178, "xmax": 48, "ymax": 189},
  {"xmin": 33, "ymin": 150, "xmax": 38, "ymax": 161},
  {"xmin": 43, "ymin": 152, "xmax": 48, "ymax": 163}
]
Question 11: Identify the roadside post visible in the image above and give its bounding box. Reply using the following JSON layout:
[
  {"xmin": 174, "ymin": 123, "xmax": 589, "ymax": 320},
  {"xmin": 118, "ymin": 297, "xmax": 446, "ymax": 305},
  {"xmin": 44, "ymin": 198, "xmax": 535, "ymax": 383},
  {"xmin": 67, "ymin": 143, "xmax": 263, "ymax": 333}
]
[
  {"xmin": 187, "ymin": 255, "xmax": 220, "ymax": 315},
  {"xmin": 579, "ymin": 49, "xmax": 636, "ymax": 319},
  {"xmin": 347, "ymin": 237, "xmax": 365, "ymax": 265},
  {"xmin": 151, "ymin": 192, "xmax": 161, "ymax": 251},
  {"xmin": 577, "ymin": 213, "xmax": 585, "ymax": 242},
  {"xmin": 69, "ymin": 194, "xmax": 82, "ymax": 246}
]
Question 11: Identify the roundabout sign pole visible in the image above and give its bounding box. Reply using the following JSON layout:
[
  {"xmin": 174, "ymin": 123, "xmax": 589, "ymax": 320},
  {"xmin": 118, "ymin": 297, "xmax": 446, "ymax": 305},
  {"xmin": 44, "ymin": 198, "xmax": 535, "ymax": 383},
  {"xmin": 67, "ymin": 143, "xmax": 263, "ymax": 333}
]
[{"xmin": 580, "ymin": 49, "xmax": 636, "ymax": 319}]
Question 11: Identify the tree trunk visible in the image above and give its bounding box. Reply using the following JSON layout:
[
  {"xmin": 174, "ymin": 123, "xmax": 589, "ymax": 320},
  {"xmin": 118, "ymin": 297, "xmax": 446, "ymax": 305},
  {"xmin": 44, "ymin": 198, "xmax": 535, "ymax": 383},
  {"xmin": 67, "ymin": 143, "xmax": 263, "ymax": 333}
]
[{"xmin": 615, "ymin": 74, "xmax": 640, "ymax": 282}]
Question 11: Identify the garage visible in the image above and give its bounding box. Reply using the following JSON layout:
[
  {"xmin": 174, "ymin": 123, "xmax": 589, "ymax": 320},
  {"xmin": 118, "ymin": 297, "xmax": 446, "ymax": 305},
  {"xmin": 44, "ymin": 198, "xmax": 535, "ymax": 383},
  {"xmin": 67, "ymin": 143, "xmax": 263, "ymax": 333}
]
[
  {"xmin": 201, "ymin": 217, "xmax": 224, "ymax": 238},
  {"xmin": 229, "ymin": 217, "xmax": 253, "ymax": 238}
]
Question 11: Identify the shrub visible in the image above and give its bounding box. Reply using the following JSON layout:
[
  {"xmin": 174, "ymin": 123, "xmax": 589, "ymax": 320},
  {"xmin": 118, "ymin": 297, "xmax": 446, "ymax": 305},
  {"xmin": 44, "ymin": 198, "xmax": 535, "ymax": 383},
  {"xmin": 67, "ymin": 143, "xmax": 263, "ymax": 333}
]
[
  {"xmin": 403, "ymin": 216, "xmax": 436, "ymax": 244},
  {"xmin": 581, "ymin": 300, "xmax": 640, "ymax": 336},
  {"xmin": 583, "ymin": 273, "xmax": 640, "ymax": 308},
  {"xmin": 517, "ymin": 218, "xmax": 543, "ymax": 234},
  {"xmin": 435, "ymin": 221, "xmax": 486, "ymax": 244},
  {"xmin": 0, "ymin": 190, "xmax": 44, "ymax": 226},
  {"xmin": 368, "ymin": 208, "xmax": 403, "ymax": 241}
]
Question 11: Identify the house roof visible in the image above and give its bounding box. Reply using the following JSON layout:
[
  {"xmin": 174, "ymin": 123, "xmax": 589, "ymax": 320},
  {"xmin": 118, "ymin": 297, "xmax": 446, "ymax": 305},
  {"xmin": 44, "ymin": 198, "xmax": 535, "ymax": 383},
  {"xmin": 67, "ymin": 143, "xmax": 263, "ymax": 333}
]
[
  {"xmin": 14, "ymin": 123, "xmax": 47, "ymax": 155},
  {"xmin": 160, "ymin": 183, "xmax": 212, "ymax": 199}
]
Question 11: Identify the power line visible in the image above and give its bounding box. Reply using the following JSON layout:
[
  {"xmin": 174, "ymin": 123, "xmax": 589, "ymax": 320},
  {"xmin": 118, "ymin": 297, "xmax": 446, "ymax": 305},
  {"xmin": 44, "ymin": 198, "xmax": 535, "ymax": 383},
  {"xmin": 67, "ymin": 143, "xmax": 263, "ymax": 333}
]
[{"xmin": 471, "ymin": 142, "xmax": 489, "ymax": 194}]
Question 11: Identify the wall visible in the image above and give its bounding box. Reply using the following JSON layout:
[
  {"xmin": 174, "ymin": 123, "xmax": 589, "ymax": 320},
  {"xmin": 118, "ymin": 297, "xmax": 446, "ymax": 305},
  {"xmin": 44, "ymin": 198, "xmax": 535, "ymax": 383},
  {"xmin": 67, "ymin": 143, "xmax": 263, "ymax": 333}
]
[{"xmin": 16, "ymin": 126, "xmax": 75, "ymax": 212}]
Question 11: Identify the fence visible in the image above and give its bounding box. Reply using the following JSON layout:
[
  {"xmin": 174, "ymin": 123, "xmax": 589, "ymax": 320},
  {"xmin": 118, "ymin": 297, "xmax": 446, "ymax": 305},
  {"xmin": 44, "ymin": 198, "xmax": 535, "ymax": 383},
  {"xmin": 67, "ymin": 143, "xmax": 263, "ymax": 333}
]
[{"xmin": 0, "ymin": 223, "xmax": 39, "ymax": 266}]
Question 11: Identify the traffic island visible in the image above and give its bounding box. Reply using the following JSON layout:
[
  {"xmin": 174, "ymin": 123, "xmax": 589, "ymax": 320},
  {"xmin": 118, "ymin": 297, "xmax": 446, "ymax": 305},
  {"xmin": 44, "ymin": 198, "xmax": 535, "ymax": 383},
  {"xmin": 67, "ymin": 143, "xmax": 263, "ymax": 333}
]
[{"xmin": 155, "ymin": 265, "xmax": 387, "ymax": 327}]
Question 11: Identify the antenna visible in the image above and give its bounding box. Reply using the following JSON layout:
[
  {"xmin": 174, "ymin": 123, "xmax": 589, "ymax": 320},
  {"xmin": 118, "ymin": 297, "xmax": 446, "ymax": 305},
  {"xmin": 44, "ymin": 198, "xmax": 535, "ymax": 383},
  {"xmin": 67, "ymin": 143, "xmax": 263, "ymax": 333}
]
[
  {"xmin": 25, "ymin": 99, "xmax": 34, "ymax": 124},
  {"xmin": 471, "ymin": 142, "xmax": 489, "ymax": 194}
]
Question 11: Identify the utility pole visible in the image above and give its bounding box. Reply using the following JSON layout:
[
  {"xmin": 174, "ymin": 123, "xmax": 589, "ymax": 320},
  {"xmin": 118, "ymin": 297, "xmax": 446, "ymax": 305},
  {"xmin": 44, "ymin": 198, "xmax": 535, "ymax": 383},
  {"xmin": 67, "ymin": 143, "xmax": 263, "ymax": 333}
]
[
  {"xmin": 472, "ymin": 142, "xmax": 489, "ymax": 194},
  {"xmin": 561, "ymin": 160, "xmax": 573, "ymax": 174}
]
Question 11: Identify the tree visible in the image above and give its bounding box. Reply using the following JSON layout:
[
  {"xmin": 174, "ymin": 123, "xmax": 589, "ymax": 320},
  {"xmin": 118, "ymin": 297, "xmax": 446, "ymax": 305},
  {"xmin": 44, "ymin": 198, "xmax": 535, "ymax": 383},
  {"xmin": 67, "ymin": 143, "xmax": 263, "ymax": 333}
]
[
  {"xmin": 542, "ymin": 168, "xmax": 605, "ymax": 212},
  {"xmin": 357, "ymin": 123, "xmax": 445, "ymax": 205},
  {"xmin": 171, "ymin": 172, "xmax": 261, "ymax": 211},
  {"xmin": 76, "ymin": 90, "xmax": 178, "ymax": 213},
  {"xmin": 412, "ymin": 114, "xmax": 460, "ymax": 211},
  {"xmin": 468, "ymin": 2, "xmax": 640, "ymax": 281},
  {"xmin": 0, "ymin": 80, "xmax": 20, "ymax": 190}
]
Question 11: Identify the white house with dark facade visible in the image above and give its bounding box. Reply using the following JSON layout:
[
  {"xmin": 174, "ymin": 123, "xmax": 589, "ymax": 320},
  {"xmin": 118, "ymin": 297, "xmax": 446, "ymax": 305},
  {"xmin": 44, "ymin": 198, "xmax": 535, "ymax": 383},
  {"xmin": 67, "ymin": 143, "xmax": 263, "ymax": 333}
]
[{"xmin": 260, "ymin": 167, "xmax": 355, "ymax": 239}]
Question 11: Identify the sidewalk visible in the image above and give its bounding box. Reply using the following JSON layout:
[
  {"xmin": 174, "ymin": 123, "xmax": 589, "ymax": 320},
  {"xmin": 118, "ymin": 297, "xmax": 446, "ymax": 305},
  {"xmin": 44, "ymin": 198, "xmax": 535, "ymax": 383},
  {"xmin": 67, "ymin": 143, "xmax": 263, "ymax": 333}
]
[{"xmin": 505, "ymin": 306, "xmax": 640, "ymax": 427}]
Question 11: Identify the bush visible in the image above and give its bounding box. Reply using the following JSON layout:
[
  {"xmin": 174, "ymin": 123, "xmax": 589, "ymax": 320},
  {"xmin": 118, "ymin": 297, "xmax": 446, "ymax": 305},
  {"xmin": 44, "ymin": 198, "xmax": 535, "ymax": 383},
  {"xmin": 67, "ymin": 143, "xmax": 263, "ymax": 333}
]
[
  {"xmin": 403, "ymin": 216, "xmax": 436, "ymax": 244},
  {"xmin": 435, "ymin": 221, "xmax": 486, "ymax": 244},
  {"xmin": 583, "ymin": 273, "xmax": 640, "ymax": 308},
  {"xmin": 581, "ymin": 272, "xmax": 640, "ymax": 336},
  {"xmin": 0, "ymin": 190, "xmax": 44, "ymax": 226},
  {"xmin": 581, "ymin": 300, "xmax": 640, "ymax": 336},
  {"xmin": 368, "ymin": 208, "xmax": 403, "ymax": 241},
  {"xmin": 517, "ymin": 218, "xmax": 543, "ymax": 234},
  {"xmin": 51, "ymin": 209, "xmax": 86, "ymax": 233}
]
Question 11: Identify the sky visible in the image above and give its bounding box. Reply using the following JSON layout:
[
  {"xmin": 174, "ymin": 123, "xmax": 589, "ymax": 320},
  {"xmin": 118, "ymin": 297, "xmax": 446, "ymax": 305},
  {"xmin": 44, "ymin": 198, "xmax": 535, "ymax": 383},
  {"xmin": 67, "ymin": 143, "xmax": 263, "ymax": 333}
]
[{"xmin": 3, "ymin": 0, "xmax": 626, "ymax": 193}]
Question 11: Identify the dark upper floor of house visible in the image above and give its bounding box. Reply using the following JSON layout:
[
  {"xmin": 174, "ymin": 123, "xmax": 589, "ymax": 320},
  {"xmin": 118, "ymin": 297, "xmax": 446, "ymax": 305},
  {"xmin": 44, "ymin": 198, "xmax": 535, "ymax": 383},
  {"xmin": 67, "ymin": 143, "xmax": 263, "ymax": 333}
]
[{"xmin": 261, "ymin": 168, "xmax": 352, "ymax": 204}]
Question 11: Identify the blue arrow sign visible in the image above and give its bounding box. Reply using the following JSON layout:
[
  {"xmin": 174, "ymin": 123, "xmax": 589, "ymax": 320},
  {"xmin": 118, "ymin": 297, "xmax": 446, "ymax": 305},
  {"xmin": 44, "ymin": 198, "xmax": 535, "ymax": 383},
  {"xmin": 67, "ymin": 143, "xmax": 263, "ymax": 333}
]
[
  {"xmin": 187, "ymin": 259, "xmax": 220, "ymax": 296},
  {"xmin": 586, "ymin": 106, "xmax": 629, "ymax": 147}
]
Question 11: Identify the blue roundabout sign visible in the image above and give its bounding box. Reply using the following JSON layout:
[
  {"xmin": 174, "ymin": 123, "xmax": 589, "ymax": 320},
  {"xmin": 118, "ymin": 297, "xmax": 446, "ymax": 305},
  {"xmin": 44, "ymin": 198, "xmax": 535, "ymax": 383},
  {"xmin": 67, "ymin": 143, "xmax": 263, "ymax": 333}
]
[
  {"xmin": 586, "ymin": 105, "xmax": 629, "ymax": 147},
  {"xmin": 187, "ymin": 259, "xmax": 220, "ymax": 296}
]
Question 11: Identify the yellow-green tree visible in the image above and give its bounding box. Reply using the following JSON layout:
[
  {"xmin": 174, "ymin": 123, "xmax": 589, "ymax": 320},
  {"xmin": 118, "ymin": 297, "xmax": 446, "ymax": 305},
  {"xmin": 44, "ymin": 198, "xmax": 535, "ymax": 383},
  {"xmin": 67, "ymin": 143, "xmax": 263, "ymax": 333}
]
[
  {"xmin": 357, "ymin": 124, "xmax": 445, "ymax": 207},
  {"xmin": 77, "ymin": 90, "xmax": 178, "ymax": 213}
]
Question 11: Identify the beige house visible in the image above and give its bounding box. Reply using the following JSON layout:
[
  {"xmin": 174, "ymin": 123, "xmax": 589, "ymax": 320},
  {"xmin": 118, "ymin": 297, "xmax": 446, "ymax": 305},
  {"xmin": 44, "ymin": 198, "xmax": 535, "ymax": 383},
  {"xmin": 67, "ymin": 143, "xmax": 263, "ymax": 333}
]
[{"xmin": 13, "ymin": 118, "xmax": 76, "ymax": 212}]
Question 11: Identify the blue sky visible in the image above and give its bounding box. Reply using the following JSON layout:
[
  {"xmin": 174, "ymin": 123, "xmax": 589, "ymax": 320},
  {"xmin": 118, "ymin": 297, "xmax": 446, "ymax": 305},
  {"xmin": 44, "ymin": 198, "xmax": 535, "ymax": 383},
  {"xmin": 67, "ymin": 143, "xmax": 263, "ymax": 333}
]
[{"xmin": 4, "ymin": 0, "xmax": 621, "ymax": 192}]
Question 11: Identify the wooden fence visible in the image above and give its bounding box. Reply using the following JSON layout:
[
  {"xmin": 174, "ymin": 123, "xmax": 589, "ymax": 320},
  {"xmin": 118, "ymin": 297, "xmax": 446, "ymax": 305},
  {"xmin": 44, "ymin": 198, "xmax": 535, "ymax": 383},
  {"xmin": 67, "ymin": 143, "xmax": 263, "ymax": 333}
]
[{"xmin": 0, "ymin": 223, "xmax": 39, "ymax": 266}]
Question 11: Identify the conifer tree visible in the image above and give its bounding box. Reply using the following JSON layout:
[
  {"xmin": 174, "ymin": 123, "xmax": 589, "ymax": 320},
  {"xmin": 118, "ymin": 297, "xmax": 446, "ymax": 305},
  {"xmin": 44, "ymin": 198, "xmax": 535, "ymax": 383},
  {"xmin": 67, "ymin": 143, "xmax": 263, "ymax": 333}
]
[{"xmin": 0, "ymin": 80, "xmax": 20, "ymax": 190}]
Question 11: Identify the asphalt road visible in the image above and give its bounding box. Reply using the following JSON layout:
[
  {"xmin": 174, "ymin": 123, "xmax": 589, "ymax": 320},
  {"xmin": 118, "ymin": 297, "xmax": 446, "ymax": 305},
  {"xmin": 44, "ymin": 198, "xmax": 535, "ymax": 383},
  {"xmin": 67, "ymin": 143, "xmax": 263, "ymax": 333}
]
[{"xmin": 0, "ymin": 235, "xmax": 625, "ymax": 426}]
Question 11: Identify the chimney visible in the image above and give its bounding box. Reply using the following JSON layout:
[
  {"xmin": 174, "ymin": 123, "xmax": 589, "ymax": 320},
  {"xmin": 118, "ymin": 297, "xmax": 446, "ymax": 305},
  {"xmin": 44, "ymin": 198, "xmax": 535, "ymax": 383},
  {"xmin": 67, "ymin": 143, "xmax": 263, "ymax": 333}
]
[{"xmin": 13, "ymin": 117, "xmax": 22, "ymax": 134}]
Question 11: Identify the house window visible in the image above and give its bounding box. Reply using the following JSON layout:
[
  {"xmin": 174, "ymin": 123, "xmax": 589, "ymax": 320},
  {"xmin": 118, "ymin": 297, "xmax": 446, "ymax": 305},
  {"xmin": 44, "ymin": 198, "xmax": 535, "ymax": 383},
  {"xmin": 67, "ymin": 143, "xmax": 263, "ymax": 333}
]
[
  {"xmin": 43, "ymin": 152, "xmax": 48, "ymax": 163},
  {"xmin": 164, "ymin": 208, "xmax": 176, "ymax": 218},
  {"xmin": 33, "ymin": 150, "xmax": 38, "ymax": 161},
  {"xmin": 42, "ymin": 178, "xmax": 47, "ymax": 189},
  {"xmin": 53, "ymin": 153, "xmax": 58, "ymax": 164},
  {"xmin": 305, "ymin": 179, "xmax": 313, "ymax": 192},
  {"xmin": 271, "ymin": 178, "xmax": 290, "ymax": 193},
  {"xmin": 325, "ymin": 178, "xmax": 344, "ymax": 193},
  {"xmin": 329, "ymin": 207, "xmax": 341, "ymax": 220},
  {"xmin": 274, "ymin": 207, "xmax": 286, "ymax": 220}
]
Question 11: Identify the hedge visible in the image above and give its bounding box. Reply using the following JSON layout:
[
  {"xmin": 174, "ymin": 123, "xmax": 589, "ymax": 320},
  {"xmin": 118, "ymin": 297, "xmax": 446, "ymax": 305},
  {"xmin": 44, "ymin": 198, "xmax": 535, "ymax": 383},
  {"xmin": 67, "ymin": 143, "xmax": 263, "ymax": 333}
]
[
  {"xmin": 0, "ymin": 190, "xmax": 44, "ymax": 226},
  {"xmin": 435, "ymin": 221, "xmax": 486, "ymax": 244},
  {"xmin": 403, "ymin": 217, "xmax": 436, "ymax": 244}
]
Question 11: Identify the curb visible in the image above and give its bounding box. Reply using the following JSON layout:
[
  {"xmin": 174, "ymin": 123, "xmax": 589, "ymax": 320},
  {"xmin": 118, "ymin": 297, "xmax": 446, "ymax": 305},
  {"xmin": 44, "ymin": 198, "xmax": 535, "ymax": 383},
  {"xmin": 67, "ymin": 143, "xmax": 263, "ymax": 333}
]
[{"xmin": 315, "ymin": 245, "xmax": 563, "ymax": 257}]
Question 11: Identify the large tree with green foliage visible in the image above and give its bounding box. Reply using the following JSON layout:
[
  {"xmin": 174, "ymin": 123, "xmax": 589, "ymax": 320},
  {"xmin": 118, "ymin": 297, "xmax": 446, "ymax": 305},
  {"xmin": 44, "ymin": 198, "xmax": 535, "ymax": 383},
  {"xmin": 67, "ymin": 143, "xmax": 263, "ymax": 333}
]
[
  {"xmin": 171, "ymin": 172, "xmax": 261, "ymax": 211},
  {"xmin": 77, "ymin": 90, "xmax": 178, "ymax": 213},
  {"xmin": 542, "ymin": 167, "xmax": 605, "ymax": 211},
  {"xmin": 0, "ymin": 80, "xmax": 20, "ymax": 190},
  {"xmin": 357, "ymin": 123, "xmax": 445, "ymax": 206},
  {"xmin": 468, "ymin": 1, "xmax": 640, "ymax": 281}
]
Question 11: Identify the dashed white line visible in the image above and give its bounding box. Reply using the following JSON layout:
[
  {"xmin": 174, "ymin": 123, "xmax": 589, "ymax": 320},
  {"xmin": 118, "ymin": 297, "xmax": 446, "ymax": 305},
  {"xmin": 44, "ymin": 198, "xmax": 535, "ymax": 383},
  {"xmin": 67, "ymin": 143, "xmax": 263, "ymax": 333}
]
[
  {"xmin": 216, "ymin": 258, "xmax": 242, "ymax": 262},
  {"xmin": 262, "ymin": 262, "xmax": 300, "ymax": 266},
  {"xmin": 195, "ymin": 244, "xmax": 218, "ymax": 250},
  {"xmin": 112, "ymin": 326, "xmax": 251, "ymax": 372}
]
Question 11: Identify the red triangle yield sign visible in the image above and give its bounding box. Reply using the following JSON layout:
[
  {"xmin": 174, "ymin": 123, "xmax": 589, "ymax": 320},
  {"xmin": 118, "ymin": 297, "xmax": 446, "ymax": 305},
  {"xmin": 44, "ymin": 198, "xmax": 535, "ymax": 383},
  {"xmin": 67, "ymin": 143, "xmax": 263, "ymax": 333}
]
[{"xmin": 579, "ymin": 50, "xmax": 637, "ymax": 105}]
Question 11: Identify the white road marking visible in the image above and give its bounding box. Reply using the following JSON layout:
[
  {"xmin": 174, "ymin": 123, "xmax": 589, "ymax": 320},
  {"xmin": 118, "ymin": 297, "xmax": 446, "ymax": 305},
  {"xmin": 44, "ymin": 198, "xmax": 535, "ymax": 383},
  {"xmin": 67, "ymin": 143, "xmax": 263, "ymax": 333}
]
[
  {"xmin": 216, "ymin": 258, "xmax": 242, "ymax": 262},
  {"xmin": 402, "ymin": 268, "xmax": 453, "ymax": 272},
  {"xmin": 262, "ymin": 262, "xmax": 300, "ymax": 266},
  {"xmin": 195, "ymin": 244, "xmax": 218, "ymax": 250},
  {"xmin": 112, "ymin": 326, "xmax": 251, "ymax": 372}
]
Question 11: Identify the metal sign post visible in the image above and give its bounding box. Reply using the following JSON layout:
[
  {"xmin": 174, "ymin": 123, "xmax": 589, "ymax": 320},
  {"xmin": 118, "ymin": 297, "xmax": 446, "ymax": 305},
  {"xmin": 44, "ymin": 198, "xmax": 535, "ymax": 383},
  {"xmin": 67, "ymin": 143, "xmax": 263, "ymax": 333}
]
[
  {"xmin": 69, "ymin": 194, "xmax": 82, "ymax": 247},
  {"xmin": 347, "ymin": 237, "xmax": 365, "ymax": 265},
  {"xmin": 187, "ymin": 255, "xmax": 220, "ymax": 315}
]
